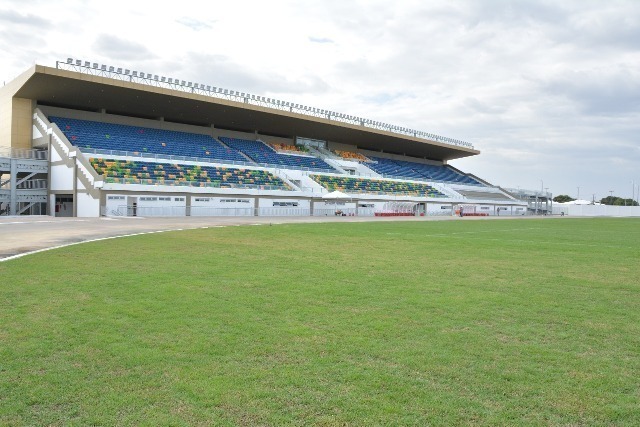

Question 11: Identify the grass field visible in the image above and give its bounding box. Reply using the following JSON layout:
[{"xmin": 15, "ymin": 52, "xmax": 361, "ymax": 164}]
[{"xmin": 1, "ymin": 217, "xmax": 639, "ymax": 425}]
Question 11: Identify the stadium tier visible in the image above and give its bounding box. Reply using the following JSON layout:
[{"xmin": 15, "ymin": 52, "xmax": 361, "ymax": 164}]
[
  {"xmin": 219, "ymin": 137, "xmax": 336, "ymax": 172},
  {"xmin": 367, "ymin": 156, "xmax": 481, "ymax": 185},
  {"xmin": 312, "ymin": 175, "xmax": 446, "ymax": 197},
  {"xmin": 1, "ymin": 61, "xmax": 529, "ymax": 217},
  {"xmin": 50, "ymin": 117, "xmax": 247, "ymax": 163},
  {"xmin": 90, "ymin": 158, "xmax": 291, "ymax": 190}
]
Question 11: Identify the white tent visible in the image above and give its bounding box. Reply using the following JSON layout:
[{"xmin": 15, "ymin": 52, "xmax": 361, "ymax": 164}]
[
  {"xmin": 322, "ymin": 190, "xmax": 351, "ymax": 200},
  {"xmin": 556, "ymin": 199, "xmax": 602, "ymax": 206},
  {"xmin": 321, "ymin": 191, "xmax": 353, "ymax": 215}
]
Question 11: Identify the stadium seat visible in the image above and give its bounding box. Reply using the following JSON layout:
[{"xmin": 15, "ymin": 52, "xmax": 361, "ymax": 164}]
[
  {"xmin": 311, "ymin": 174, "xmax": 446, "ymax": 197},
  {"xmin": 90, "ymin": 158, "xmax": 291, "ymax": 190},
  {"xmin": 51, "ymin": 117, "xmax": 248, "ymax": 164},
  {"xmin": 367, "ymin": 156, "xmax": 481, "ymax": 185},
  {"xmin": 219, "ymin": 137, "xmax": 336, "ymax": 172}
]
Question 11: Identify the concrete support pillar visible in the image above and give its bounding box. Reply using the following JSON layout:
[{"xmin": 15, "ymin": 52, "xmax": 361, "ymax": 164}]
[{"xmin": 9, "ymin": 158, "xmax": 17, "ymax": 215}]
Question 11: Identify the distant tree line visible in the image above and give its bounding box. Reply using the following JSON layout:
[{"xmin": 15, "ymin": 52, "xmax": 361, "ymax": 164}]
[
  {"xmin": 553, "ymin": 194, "xmax": 638, "ymax": 206},
  {"xmin": 599, "ymin": 196, "xmax": 639, "ymax": 206}
]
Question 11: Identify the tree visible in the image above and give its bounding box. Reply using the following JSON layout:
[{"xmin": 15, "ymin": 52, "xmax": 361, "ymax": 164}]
[
  {"xmin": 553, "ymin": 194, "xmax": 575, "ymax": 203},
  {"xmin": 600, "ymin": 196, "xmax": 639, "ymax": 206}
]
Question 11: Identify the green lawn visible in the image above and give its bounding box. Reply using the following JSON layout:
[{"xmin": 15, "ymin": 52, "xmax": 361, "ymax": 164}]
[{"xmin": 1, "ymin": 218, "xmax": 639, "ymax": 426}]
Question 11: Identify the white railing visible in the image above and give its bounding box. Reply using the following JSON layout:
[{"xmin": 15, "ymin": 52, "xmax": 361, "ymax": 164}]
[
  {"xmin": 33, "ymin": 111, "xmax": 49, "ymax": 134},
  {"xmin": 104, "ymin": 177, "xmax": 291, "ymax": 191},
  {"xmin": 56, "ymin": 58, "xmax": 475, "ymax": 150},
  {"xmin": 504, "ymin": 188, "xmax": 553, "ymax": 199},
  {"xmin": 16, "ymin": 179, "xmax": 48, "ymax": 190}
]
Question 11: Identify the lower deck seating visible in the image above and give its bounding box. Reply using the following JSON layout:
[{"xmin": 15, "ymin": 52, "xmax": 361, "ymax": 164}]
[
  {"xmin": 367, "ymin": 156, "xmax": 481, "ymax": 185},
  {"xmin": 312, "ymin": 175, "xmax": 446, "ymax": 197},
  {"xmin": 220, "ymin": 137, "xmax": 336, "ymax": 172},
  {"xmin": 90, "ymin": 158, "xmax": 291, "ymax": 190}
]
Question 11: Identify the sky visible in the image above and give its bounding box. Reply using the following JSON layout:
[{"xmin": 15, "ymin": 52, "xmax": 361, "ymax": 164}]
[{"xmin": 1, "ymin": 0, "xmax": 639, "ymax": 200}]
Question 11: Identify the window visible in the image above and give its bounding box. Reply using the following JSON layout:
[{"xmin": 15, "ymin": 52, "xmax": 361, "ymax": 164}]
[
  {"xmin": 273, "ymin": 201, "xmax": 299, "ymax": 207},
  {"xmin": 220, "ymin": 199, "xmax": 248, "ymax": 203},
  {"xmin": 296, "ymin": 137, "xmax": 326, "ymax": 150},
  {"xmin": 194, "ymin": 198, "xmax": 210, "ymax": 202},
  {"xmin": 174, "ymin": 197, "xmax": 185, "ymax": 202},
  {"xmin": 140, "ymin": 197, "xmax": 157, "ymax": 201},
  {"xmin": 108, "ymin": 195, "xmax": 125, "ymax": 200},
  {"xmin": 159, "ymin": 197, "xmax": 171, "ymax": 201}
]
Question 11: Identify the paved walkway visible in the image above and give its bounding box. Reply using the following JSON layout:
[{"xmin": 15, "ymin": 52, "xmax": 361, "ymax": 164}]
[{"xmin": 0, "ymin": 214, "xmax": 543, "ymax": 260}]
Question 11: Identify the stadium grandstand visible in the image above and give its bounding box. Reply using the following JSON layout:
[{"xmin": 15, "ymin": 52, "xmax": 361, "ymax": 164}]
[{"xmin": 0, "ymin": 58, "xmax": 527, "ymax": 217}]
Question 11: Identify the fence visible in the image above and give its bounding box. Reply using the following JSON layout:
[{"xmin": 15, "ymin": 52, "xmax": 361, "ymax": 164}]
[
  {"xmin": 0, "ymin": 148, "xmax": 48, "ymax": 160},
  {"xmin": 553, "ymin": 205, "xmax": 640, "ymax": 217},
  {"xmin": 109, "ymin": 206, "xmax": 385, "ymax": 218}
]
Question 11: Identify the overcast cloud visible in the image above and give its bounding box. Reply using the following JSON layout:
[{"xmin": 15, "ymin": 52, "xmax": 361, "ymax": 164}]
[{"xmin": 1, "ymin": 0, "xmax": 639, "ymax": 199}]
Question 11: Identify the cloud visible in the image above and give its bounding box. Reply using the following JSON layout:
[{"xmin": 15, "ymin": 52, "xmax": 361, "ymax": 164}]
[
  {"xmin": 179, "ymin": 52, "xmax": 330, "ymax": 96},
  {"xmin": 176, "ymin": 17, "xmax": 214, "ymax": 31},
  {"xmin": 309, "ymin": 36, "xmax": 333, "ymax": 44},
  {"xmin": 92, "ymin": 34, "xmax": 156, "ymax": 61},
  {"xmin": 540, "ymin": 68, "xmax": 640, "ymax": 117},
  {"xmin": 0, "ymin": 10, "xmax": 48, "ymax": 27}
]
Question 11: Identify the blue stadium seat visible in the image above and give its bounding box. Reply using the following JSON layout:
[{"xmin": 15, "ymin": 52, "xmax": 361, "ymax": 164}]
[
  {"xmin": 367, "ymin": 156, "xmax": 481, "ymax": 185},
  {"xmin": 50, "ymin": 117, "xmax": 248, "ymax": 164},
  {"xmin": 219, "ymin": 137, "xmax": 336, "ymax": 173}
]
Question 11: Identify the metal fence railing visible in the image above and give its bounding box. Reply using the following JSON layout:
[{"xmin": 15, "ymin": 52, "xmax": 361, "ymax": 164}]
[{"xmin": 0, "ymin": 147, "xmax": 48, "ymax": 160}]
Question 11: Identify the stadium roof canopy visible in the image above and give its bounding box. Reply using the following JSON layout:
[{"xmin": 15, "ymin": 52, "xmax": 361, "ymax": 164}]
[{"xmin": 7, "ymin": 64, "xmax": 480, "ymax": 161}]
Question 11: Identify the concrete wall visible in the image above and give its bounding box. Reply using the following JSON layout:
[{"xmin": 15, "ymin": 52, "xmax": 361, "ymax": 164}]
[
  {"xmin": 76, "ymin": 192, "xmax": 100, "ymax": 217},
  {"xmin": 10, "ymin": 98, "xmax": 33, "ymax": 149},
  {"xmin": 0, "ymin": 66, "xmax": 37, "ymax": 150},
  {"xmin": 553, "ymin": 204, "xmax": 640, "ymax": 217}
]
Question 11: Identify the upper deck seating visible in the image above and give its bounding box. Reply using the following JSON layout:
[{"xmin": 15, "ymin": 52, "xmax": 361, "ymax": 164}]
[
  {"xmin": 220, "ymin": 137, "xmax": 336, "ymax": 172},
  {"xmin": 312, "ymin": 175, "xmax": 446, "ymax": 197},
  {"xmin": 367, "ymin": 156, "xmax": 481, "ymax": 185},
  {"xmin": 90, "ymin": 158, "xmax": 291, "ymax": 190},
  {"xmin": 51, "ymin": 117, "xmax": 248, "ymax": 164}
]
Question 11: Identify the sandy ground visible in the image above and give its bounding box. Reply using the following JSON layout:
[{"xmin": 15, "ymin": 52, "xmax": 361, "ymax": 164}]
[{"xmin": 0, "ymin": 214, "xmax": 545, "ymax": 260}]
